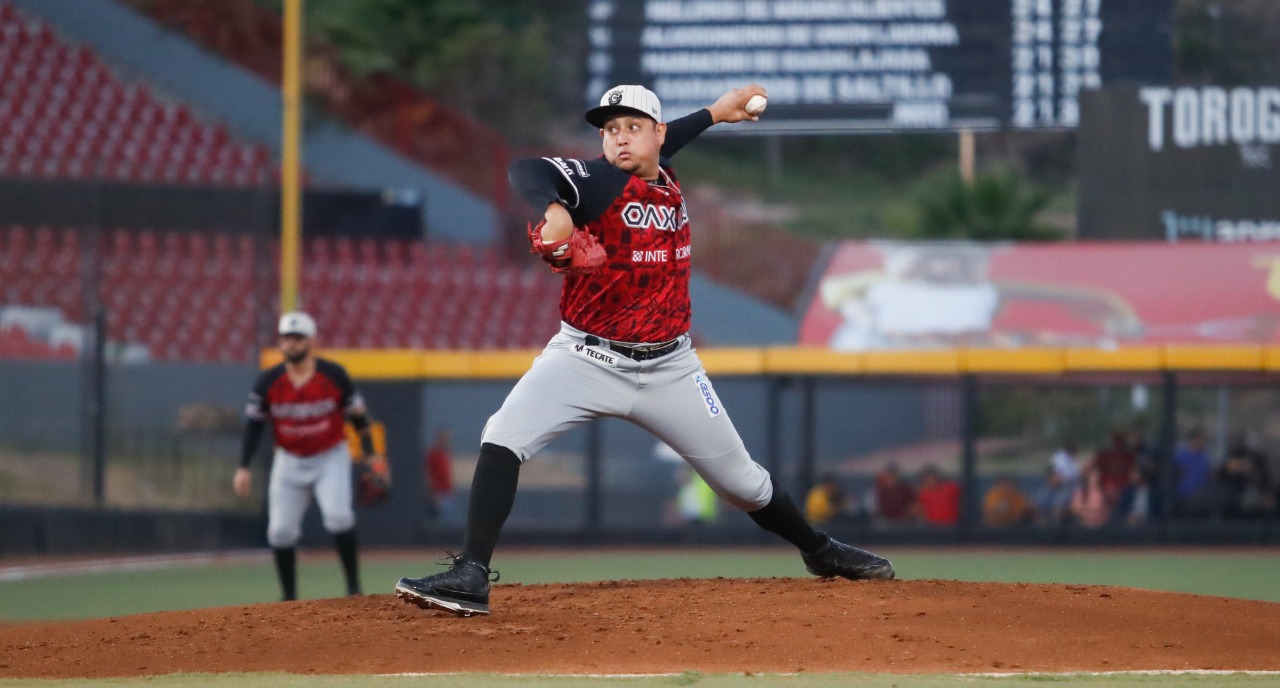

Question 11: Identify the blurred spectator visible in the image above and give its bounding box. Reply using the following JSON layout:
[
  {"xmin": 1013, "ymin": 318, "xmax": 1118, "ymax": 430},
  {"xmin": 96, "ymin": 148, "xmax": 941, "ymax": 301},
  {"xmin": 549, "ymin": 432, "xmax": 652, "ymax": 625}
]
[
  {"xmin": 1069, "ymin": 465, "xmax": 1109, "ymax": 528},
  {"xmin": 1220, "ymin": 433, "xmax": 1276, "ymax": 518},
  {"xmin": 424, "ymin": 428, "xmax": 456, "ymax": 523},
  {"xmin": 805, "ymin": 474, "xmax": 846, "ymax": 525},
  {"xmin": 1032, "ymin": 466, "xmax": 1073, "ymax": 525},
  {"xmin": 1173, "ymin": 429, "xmax": 1213, "ymax": 517},
  {"xmin": 1091, "ymin": 431, "xmax": 1137, "ymax": 523},
  {"xmin": 915, "ymin": 465, "xmax": 961, "ymax": 526},
  {"xmin": 873, "ymin": 463, "xmax": 916, "ymax": 522},
  {"xmin": 674, "ymin": 464, "xmax": 717, "ymax": 526},
  {"xmin": 1129, "ymin": 427, "xmax": 1159, "ymax": 522},
  {"xmin": 1050, "ymin": 442, "xmax": 1081, "ymax": 488},
  {"xmin": 983, "ymin": 474, "xmax": 1033, "ymax": 527}
]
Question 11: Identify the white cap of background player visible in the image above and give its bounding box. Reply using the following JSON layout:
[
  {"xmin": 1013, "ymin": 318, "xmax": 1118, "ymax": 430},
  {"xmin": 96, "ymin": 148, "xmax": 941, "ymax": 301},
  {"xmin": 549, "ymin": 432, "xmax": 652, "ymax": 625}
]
[
  {"xmin": 585, "ymin": 85, "xmax": 662, "ymax": 128},
  {"xmin": 278, "ymin": 311, "xmax": 317, "ymax": 338}
]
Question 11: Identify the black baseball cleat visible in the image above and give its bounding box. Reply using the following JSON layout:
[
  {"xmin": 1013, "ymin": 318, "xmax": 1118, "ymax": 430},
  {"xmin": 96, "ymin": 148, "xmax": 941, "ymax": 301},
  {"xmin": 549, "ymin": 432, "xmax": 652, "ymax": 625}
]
[
  {"xmin": 802, "ymin": 533, "xmax": 896, "ymax": 581},
  {"xmin": 396, "ymin": 554, "xmax": 498, "ymax": 617}
]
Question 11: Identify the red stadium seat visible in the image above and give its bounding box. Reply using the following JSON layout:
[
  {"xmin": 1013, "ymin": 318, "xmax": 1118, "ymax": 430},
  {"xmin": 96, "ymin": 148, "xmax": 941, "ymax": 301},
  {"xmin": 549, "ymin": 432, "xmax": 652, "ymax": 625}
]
[
  {"xmin": 0, "ymin": 5, "xmax": 283, "ymax": 186},
  {"xmin": 1, "ymin": 226, "xmax": 541, "ymax": 360}
]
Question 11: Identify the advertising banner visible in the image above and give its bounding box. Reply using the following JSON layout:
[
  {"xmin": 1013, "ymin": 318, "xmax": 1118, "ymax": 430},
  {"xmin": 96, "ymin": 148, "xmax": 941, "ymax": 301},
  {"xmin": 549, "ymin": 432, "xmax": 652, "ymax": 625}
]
[
  {"xmin": 801, "ymin": 241, "xmax": 1280, "ymax": 349},
  {"xmin": 1078, "ymin": 85, "xmax": 1280, "ymax": 241}
]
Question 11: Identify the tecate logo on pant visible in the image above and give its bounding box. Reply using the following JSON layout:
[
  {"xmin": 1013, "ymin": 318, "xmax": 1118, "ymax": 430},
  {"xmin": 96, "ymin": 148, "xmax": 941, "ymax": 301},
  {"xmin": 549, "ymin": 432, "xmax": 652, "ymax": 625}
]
[{"xmin": 692, "ymin": 373, "xmax": 721, "ymax": 418}]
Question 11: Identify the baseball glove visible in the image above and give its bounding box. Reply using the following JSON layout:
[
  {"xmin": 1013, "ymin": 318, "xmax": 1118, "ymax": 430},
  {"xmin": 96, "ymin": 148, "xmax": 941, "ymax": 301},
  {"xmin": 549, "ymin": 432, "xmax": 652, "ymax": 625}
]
[
  {"xmin": 529, "ymin": 221, "xmax": 606, "ymax": 274},
  {"xmin": 354, "ymin": 455, "xmax": 391, "ymax": 507}
]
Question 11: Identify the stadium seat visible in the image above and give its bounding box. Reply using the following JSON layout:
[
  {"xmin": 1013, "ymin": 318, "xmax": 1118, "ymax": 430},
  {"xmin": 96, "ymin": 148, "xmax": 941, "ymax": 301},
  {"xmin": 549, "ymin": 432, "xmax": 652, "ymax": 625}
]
[
  {"xmin": 2, "ymin": 223, "xmax": 551, "ymax": 361},
  {"xmin": 0, "ymin": 4, "xmax": 278, "ymax": 186}
]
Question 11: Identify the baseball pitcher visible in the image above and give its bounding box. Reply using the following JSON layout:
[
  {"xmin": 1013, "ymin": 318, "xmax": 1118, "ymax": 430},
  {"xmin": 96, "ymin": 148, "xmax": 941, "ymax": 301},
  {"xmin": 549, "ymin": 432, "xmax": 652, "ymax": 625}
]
[{"xmin": 396, "ymin": 85, "xmax": 894, "ymax": 617}]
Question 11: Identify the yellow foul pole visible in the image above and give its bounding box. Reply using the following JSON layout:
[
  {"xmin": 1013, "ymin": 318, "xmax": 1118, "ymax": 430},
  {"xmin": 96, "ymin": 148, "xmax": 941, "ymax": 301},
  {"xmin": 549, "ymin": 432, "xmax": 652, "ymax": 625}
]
[{"xmin": 280, "ymin": 0, "xmax": 303, "ymax": 312}]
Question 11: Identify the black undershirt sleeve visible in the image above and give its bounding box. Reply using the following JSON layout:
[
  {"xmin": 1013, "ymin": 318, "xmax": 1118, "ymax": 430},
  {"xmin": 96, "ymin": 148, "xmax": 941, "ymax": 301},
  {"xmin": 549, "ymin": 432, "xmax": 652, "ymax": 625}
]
[
  {"xmin": 240, "ymin": 418, "xmax": 266, "ymax": 468},
  {"xmin": 240, "ymin": 369, "xmax": 277, "ymax": 468},
  {"xmin": 660, "ymin": 109, "xmax": 714, "ymax": 159},
  {"xmin": 348, "ymin": 411, "xmax": 375, "ymax": 456}
]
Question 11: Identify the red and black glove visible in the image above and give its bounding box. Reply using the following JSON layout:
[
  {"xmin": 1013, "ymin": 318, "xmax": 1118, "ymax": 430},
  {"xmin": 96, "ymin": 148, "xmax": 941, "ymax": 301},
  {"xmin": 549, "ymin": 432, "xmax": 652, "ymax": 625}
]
[{"xmin": 529, "ymin": 221, "xmax": 606, "ymax": 274}]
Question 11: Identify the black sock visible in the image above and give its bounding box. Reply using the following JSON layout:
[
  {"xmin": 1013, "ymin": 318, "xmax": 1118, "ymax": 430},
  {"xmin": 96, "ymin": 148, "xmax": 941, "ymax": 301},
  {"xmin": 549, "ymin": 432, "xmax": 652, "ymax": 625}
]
[
  {"xmin": 747, "ymin": 478, "xmax": 827, "ymax": 553},
  {"xmin": 273, "ymin": 547, "xmax": 297, "ymax": 600},
  {"xmin": 460, "ymin": 443, "xmax": 521, "ymax": 568},
  {"xmin": 333, "ymin": 528, "xmax": 360, "ymax": 594}
]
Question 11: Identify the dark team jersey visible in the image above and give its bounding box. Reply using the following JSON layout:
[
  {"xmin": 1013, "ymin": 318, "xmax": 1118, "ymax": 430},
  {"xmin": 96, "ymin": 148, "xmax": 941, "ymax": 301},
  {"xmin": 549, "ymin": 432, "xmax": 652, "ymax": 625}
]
[
  {"xmin": 508, "ymin": 109, "xmax": 714, "ymax": 343},
  {"xmin": 244, "ymin": 358, "xmax": 365, "ymax": 457}
]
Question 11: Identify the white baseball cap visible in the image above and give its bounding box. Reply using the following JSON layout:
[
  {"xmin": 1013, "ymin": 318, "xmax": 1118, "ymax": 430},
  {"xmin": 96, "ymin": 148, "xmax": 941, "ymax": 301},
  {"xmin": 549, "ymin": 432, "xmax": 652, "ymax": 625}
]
[
  {"xmin": 585, "ymin": 85, "xmax": 662, "ymax": 128},
  {"xmin": 278, "ymin": 311, "xmax": 317, "ymax": 338}
]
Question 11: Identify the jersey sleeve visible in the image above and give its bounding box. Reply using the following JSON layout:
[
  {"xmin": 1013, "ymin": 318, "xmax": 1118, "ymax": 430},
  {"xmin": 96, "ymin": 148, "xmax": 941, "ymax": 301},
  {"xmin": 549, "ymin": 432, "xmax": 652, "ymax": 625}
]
[
  {"xmin": 244, "ymin": 368, "xmax": 276, "ymax": 421},
  {"xmin": 508, "ymin": 156, "xmax": 630, "ymax": 225},
  {"xmin": 323, "ymin": 360, "xmax": 367, "ymax": 415}
]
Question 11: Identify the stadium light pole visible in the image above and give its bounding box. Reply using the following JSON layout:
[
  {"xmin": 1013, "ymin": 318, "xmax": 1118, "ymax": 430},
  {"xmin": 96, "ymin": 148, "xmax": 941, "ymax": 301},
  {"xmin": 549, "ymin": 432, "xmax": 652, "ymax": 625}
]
[{"xmin": 280, "ymin": 0, "xmax": 303, "ymax": 312}]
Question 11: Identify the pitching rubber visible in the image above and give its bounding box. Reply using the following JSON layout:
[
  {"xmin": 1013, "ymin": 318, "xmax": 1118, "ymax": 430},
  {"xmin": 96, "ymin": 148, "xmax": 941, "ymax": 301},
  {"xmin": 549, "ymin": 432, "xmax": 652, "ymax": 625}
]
[{"xmin": 395, "ymin": 584, "xmax": 489, "ymax": 617}]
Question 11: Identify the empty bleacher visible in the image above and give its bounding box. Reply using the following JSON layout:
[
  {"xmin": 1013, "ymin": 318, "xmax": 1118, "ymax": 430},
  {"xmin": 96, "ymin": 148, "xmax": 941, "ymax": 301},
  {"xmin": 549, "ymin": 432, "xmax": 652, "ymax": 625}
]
[
  {"xmin": 0, "ymin": 0, "xmax": 566, "ymax": 363},
  {"xmin": 0, "ymin": 1, "xmax": 272, "ymax": 185},
  {"xmin": 0, "ymin": 225, "xmax": 564, "ymax": 362}
]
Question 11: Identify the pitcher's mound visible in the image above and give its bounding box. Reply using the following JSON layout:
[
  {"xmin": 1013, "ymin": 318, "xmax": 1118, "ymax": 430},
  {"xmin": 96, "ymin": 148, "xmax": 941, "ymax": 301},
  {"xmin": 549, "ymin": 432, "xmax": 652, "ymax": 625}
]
[{"xmin": 4, "ymin": 578, "xmax": 1279, "ymax": 678}]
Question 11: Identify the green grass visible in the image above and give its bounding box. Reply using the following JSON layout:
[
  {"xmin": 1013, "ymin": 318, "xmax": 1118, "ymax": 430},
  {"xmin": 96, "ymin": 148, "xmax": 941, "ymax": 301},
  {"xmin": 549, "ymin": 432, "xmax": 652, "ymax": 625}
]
[{"xmin": 2, "ymin": 548, "xmax": 1278, "ymax": 622}]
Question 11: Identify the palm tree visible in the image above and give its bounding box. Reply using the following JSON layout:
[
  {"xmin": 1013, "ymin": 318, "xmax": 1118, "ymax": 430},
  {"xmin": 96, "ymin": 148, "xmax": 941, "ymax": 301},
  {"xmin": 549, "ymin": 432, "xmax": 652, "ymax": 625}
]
[{"xmin": 911, "ymin": 168, "xmax": 1062, "ymax": 241}]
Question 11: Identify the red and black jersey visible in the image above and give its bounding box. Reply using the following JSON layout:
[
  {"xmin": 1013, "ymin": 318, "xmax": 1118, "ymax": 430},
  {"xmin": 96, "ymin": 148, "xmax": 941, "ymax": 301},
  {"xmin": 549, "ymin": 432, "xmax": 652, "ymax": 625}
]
[
  {"xmin": 245, "ymin": 358, "xmax": 364, "ymax": 457},
  {"xmin": 508, "ymin": 109, "xmax": 714, "ymax": 343}
]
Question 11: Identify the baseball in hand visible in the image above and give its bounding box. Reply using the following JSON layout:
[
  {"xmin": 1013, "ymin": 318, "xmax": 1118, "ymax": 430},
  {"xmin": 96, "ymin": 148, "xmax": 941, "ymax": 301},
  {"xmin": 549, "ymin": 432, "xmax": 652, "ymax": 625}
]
[{"xmin": 745, "ymin": 94, "xmax": 768, "ymax": 115}]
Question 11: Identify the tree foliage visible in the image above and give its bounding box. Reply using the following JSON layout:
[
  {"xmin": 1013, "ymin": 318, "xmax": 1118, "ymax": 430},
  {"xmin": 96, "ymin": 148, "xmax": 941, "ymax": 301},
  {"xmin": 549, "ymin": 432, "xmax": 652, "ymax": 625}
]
[
  {"xmin": 302, "ymin": 0, "xmax": 559, "ymax": 143},
  {"xmin": 908, "ymin": 168, "xmax": 1062, "ymax": 242}
]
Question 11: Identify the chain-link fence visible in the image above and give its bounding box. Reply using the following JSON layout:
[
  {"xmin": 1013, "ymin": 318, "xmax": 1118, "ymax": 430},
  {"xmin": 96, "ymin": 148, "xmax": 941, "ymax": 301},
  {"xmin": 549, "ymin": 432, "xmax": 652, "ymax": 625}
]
[{"xmin": 411, "ymin": 370, "xmax": 1280, "ymax": 542}]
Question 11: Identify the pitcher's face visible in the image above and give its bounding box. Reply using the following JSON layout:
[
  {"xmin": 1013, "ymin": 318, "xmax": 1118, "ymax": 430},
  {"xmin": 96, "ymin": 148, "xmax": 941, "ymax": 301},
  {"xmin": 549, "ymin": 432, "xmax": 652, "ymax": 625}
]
[{"xmin": 601, "ymin": 115, "xmax": 666, "ymax": 180}]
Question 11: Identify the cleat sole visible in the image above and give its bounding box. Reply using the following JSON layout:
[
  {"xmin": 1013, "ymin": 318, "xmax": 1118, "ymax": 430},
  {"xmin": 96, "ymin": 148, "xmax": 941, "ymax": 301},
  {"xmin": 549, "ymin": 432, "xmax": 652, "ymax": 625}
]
[{"xmin": 396, "ymin": 584, "xmax": 489, "ymax": 617}]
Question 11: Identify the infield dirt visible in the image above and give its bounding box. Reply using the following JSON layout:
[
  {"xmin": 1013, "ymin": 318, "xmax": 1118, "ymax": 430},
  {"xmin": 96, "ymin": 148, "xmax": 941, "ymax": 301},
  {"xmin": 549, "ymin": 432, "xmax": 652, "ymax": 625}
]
[{"xmin": 3, "ymin": 578, "xmax": 1279, "ymax": 678}]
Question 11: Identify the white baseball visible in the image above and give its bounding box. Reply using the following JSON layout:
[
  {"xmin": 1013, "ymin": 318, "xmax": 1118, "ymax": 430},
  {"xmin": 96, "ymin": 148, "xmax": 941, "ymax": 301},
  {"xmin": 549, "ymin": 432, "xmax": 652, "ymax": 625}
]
[{"xmin": 745, "ymin": 94, "xmax": 767, "ymax": 115}]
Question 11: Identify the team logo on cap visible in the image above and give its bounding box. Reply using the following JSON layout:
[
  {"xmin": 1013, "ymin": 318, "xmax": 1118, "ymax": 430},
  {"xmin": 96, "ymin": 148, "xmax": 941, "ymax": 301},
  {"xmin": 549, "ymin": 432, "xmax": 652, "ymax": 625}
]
[{"xmin": 608, "ymin": 89, "xmax": 623, "ymax": 105}]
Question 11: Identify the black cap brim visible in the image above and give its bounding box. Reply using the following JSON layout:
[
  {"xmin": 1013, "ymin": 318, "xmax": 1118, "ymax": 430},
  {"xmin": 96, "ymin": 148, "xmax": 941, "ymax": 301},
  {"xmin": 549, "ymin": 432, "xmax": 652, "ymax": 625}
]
[{"xmin": 585, "ymin": 105, "xmax": 657, "ymax": 128}]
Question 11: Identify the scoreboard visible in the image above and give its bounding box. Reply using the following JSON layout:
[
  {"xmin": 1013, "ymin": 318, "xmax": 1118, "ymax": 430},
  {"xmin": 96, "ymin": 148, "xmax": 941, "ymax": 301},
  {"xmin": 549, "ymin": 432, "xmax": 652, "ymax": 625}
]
[{"xmin": 585, "ymin": 0, "xmax": 1172, "ymax": 133}]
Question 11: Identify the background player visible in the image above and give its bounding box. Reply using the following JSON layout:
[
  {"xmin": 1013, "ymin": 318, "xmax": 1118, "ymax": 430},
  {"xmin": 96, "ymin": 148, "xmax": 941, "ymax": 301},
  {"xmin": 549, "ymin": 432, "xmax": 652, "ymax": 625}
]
[
  {"xmin": 234, "ymin": 311, "xmax": 383, "ymax": 601},
  {"xmin": 395, "ymin": 84, "xmax": 894, "ymax": 617}
]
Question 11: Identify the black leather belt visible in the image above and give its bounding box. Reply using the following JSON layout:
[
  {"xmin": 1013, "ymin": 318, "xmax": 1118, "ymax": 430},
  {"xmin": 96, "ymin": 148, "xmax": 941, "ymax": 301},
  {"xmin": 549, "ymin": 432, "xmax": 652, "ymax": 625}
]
[{"xmin": 584, "ymin": 335, "xmax": 681, "ymax": 361}]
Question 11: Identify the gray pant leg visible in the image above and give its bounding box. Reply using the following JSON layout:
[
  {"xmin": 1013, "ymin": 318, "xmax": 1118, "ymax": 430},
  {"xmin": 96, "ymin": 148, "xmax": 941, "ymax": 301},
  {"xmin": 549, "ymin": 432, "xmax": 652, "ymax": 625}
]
[
  {"xmin": 481, "ymin": 337, "xmax": 636, "ymax": 462},
  {"xmin": 627, "ymin": 348, "xmax": 773, "ymax": 511},
  {"xmin": 313, "ymin": 443, "xmax": 355, "ymax": 533},
  {"xmin": 267, "ymin": 451, "xmax": 314, "ymax": 548}
]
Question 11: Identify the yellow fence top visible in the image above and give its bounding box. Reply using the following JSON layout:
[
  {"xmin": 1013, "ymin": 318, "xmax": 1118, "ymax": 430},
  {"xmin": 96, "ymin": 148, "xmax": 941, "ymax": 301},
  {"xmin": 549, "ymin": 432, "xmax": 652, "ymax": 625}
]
[{"xmin": 262, "ymin": 345, "xmax": 1280, "ymax": 380}]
